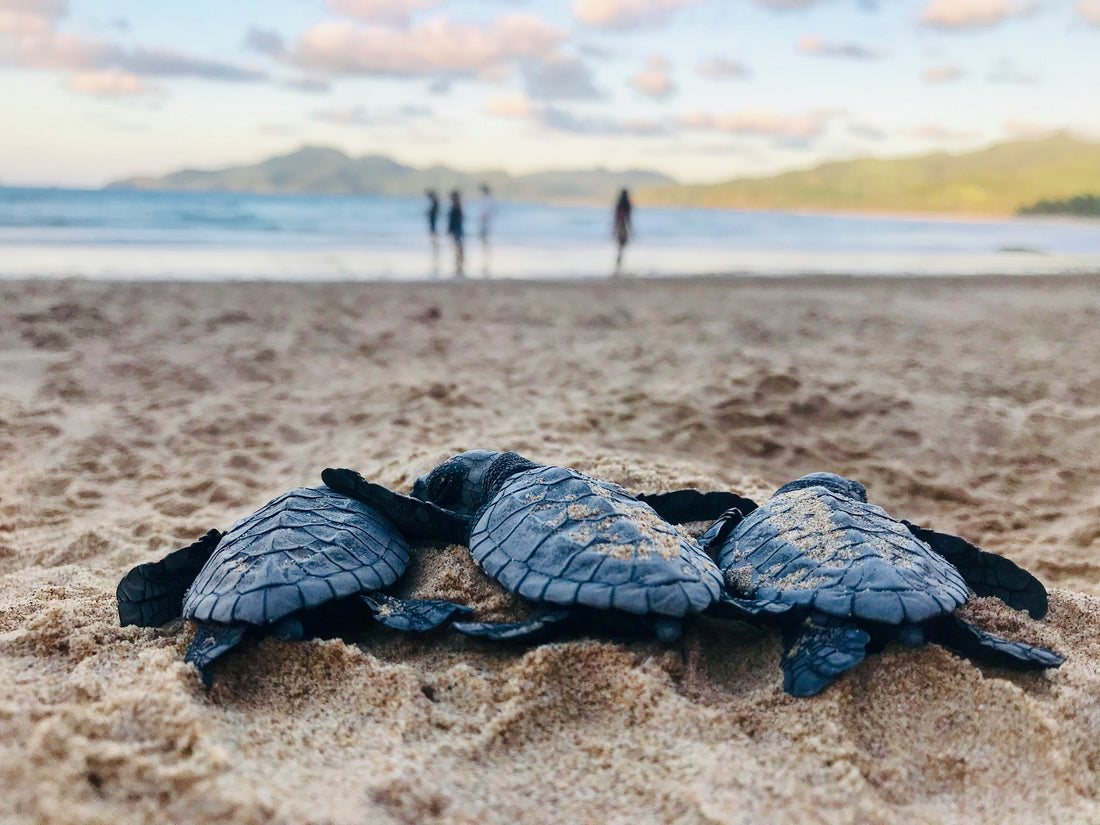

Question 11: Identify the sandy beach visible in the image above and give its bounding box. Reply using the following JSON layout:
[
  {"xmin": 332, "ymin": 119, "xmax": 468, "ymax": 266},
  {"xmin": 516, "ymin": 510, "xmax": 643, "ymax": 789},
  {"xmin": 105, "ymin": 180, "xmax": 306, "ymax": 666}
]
[{"xmin": 2, "ymin": 274, "xmax": 1099, "ymax": 824}]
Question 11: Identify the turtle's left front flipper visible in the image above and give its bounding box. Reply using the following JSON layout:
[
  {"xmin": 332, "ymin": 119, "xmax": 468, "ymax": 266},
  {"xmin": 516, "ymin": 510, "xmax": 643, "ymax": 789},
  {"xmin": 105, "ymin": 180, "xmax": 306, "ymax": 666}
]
[
  {"xmin": 781, "ymin": 614, "xmax": 870, "ymax": 697},
  {"xmin": 637, "ymin": 489, "xmax": 759, "ymax": 525},
  {"xmin": 117, "ymin": 529, "xmax": 223, "ymax": 627},
  {"xmin": 360, "ymin": 592, "xmax": 473, "ymax": 632},
  {"xmin": 904, "ymin": 521, "xmax": 1048, "ymax": 619},
  {"xmin": 926, "ymin": 614, "xmax": 1064, "ymax": 669},
  {"xmin": 322, "ymin": 468, "xmax": 470, "ymax": 545}
]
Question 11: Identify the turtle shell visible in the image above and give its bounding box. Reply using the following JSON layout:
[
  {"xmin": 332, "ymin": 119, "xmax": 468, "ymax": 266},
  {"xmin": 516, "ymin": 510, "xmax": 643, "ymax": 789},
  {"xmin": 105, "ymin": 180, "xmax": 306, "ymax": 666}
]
[
  {"xmin": 717, "ymin": 484, "xmax": 970, "ymax": 625},
  {"xmin": 182, "ymin": 486, "xmax": 409, "ymax": 626},
  {"xmin": 469, "ymin": 465, "xmax": 722, "ymax": 617}
]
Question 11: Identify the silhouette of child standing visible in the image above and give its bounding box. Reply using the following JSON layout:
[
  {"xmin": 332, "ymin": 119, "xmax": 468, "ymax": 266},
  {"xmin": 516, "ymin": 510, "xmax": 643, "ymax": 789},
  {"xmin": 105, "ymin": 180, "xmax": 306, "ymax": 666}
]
[{"xmin": 447, "ymin": 190, "xmax": 464, "ymax": 277}]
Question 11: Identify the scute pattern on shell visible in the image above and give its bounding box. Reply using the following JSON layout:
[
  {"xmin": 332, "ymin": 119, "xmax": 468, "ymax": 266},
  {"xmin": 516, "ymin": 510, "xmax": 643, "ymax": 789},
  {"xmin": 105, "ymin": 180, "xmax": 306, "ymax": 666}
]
[
  {"xmin": 470, "ymin": 466, "xmax": 722, "ymax": 617},
  {"xmin": 717, "ymin": 486, "xmax": 970, "ymax": 625},
  {"xmin": 182, "ymin": 486, "xmax": 410, "ymax": 626}
]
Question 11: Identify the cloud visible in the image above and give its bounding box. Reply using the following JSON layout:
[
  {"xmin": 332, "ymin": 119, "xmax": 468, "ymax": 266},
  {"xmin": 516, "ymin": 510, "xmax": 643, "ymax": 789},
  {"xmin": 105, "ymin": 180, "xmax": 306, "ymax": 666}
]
[
  {"xmin": 696, "ymin": 57, "xmax": 749, "ymax": 80},
  {"xmin": 245, "ymin": 27, "xmax": 285, "ymax": 57},
  {"xmin": 485, "ymin": 92, "xmax": 533, "ymax": 117},
  {"xmin": 312, "ymin": 104, "xmax": 372, "ymax": 125},
  {"xmin": 539, "ymin": 106, "xmax": 670, "ymax": 136},
  {"xmin": 756, "ymin": 0, "xmax": 821, "ymax": 7},
  {"xmin": 919, "ymin": 0, "xmax": 1018, "ymax": 29},
  {"xmin": 573, "ymin": 0, "xmax": 704, "ymax": 30},
  {"xmin": 923, "ymin": 64, "xmax": 963, "ymax": 83},
  {"xmin": 1082, "ymin": 0, "xmax": 1100, "ymax": 23},
  {"xmin": 987, "ymin": 58, "xmax": 1037, "ymax": 83},
  {"xmin": 1003, "ymin": 119, "xmax": 1057, "ymax": 139},
  {"xmin": 0, "ymin": 7, "xmax": 267, "ymax": 84},
  {"xmin": 284, "ymin": 76, "xmax": 331, "ymax": 93},
  {"xmin": 290, "ymin": 14, "xmax": 565, "ymax": 77},
  {"xmin": 683, "ymin": 108, "xmax": 835, "ymax": 139},
  {"xmin": 67, "ymin": 69, "xmax": 154, "ymax": 97},
  {"xmin": 520, "ymin": 54, "xmax": 600, "ymax": 100},
  {"xmin": 907, "ymin": 124, "xmax": 977, "ymax": 141},
  {"xmin": 119, "ymin": 48, "xmax": 266, "ymax": 81},
  {"xmin": 848, "ymin": 121, "xmax": 886, "ymax": 140},
  {"xmin": 630, "ymin": 54, "xmax": 672, "ymax": 98},
  {"xmin": 328, "ymin": 0, "xmax": 441, "ymax": 24},
  {"xmin": 797, "ymin": 35, "xmax": 881, "ymax": 59}
]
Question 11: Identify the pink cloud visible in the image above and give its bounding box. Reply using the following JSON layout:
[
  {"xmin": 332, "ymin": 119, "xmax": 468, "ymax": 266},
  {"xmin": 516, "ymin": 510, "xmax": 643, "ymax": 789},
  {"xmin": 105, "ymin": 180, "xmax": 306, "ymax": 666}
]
[
  {"xmin": 920, "ymin": 0, "xmax": 1016, "ymax": 29},
  {"xmin": 485, "ymin": 92, "xmax": 533, "ymax": 117},
  {"xmin": 797, "ymin": 35, "xmax": 881, "ymax": 59},
  {"xmin": 573, "ymin": 0, "xmax": 704, "ymax": 30},
  {"xmin": 327, "ymin": 0, "xmax": 441, "ymax": 24},
  {"xmin": 630, "ymin": 54, "xmax": 672, "ymax": 98},
  {"xmin": 683, "ymin": 108, "xmax": 834, "ymax": 139},
  {"xmin": 1080, "ymin": 0, "xmax": 1100, "ymax": 23},
  {"xmin": 67, "ymin": 69, "xmax": 154, "ymax": 97},
  {"xmin": 292, "ymin": 14, "xmax": 565, "ymax": 76},
  {"xmin": 923, "ymin": 64, "xmax": 964, "ymax": 83}
]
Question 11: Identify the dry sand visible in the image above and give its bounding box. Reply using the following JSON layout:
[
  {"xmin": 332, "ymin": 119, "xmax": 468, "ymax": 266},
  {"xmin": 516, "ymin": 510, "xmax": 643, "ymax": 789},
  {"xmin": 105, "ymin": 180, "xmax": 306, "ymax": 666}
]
[{"xmin": 1, "ymin": 275, "xmax": 1099, "ymax": 824}]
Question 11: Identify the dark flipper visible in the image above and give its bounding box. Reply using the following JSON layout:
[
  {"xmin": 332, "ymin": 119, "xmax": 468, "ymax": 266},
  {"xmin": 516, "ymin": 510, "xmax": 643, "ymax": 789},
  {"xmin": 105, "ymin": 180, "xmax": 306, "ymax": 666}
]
[
  {"xmin": 699, "ymin": 507, "xmax": 747, "ymax": 554},
  {"xmin": 636, "ymin": 489, "xmax": 758, "ymax": 525},
  {"xmin": 117, "ymin": 529, "xmax": 222, "ymax": 627},
  {"xmin": 926, "ymin": 614, "xmax": 1064, "ymax": 669},
  {"xmin": 321, "ymin": 468, "xmax": 470, "ymax": 544},
  {"xmin": 452, "ymin": 609, "xmax": 572, "ymax": 641},
  {"xmin": 361, "ymin": 592, "xmax": 473, "ymax": 632},
  {"xmin": 184, "ymin": 621, "xmax": 249, "ymax": 688},
  {"xmin": 904, "ymin": 521, "xmax": 1048, "ymax": 619},
  {"xmin": 710, "ymin": 591, "xmax": 795, "ymax": 622},
  {"xmin": 781, "ymin": 615, "xmax": 870, "ymax": 697}
]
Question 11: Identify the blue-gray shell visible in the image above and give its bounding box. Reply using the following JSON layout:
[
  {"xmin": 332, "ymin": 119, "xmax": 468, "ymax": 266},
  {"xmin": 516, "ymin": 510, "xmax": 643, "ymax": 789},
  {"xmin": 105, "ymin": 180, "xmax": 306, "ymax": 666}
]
[
  {"xmin": 470, "ymin": 466, "xmax": 722, "ymax": 617},
  {"xmin": 182, "ymin": 486, "xmax": 409, "ymax": 626},
  {"xmin": 715, "ymin": 485, "xmax": 970, "ymax": 624}
]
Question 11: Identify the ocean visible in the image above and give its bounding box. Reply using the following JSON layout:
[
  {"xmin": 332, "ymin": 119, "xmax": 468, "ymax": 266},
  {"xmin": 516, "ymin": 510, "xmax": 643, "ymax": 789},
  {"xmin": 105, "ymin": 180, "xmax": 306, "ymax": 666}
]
[{"xmin": 2, "ymin": 187, "xmax": 1100, "ymax": 280}]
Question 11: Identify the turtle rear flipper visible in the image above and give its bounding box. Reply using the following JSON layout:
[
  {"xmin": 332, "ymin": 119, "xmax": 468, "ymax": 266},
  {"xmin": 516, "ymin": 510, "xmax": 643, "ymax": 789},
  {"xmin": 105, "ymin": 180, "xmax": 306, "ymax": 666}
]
[
  {"xmin": 711, "ymin": 591, "xmax": 795, "ymax": 622},
  {"xmin": 926, "ymin": 614, "xmax": 1064, "ymax": 669},
  {"xmin": 117, "ymin": 529, "xmax": 223, "ymax": 627},
  {"xmin": 637, "ymin": 489, "xmax": 758, "ymax": 525},
  {"xmin": 322, "ymin": 468, "xmax": 470, "ymax": 544},
  {"xmin": 452, "ymin": 609, "xmax": 572, "ymax": 641},
  {"xmin": 781, "ymin": 615, "xmax": 870, "ymax": 697},
  {"xmin": 360, "ymin": 592, "xmax": 473, "ymax": 632},
  {"xmin": 184, "ymin": 621, "xmax": 249, "ymax": 688},
  {"xmin": 904, "ymin": 522, "xmax": 1048, "ymax": 619}
]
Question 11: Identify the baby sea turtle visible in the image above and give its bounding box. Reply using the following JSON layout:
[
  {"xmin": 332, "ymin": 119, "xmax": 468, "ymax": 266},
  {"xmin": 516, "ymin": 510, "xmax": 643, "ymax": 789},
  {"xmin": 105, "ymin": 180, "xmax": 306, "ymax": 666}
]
[
  {"xmin": 648, "ymin": 472, "xmax": 1062, "ymax": 696},
  {"xmin": 322, "ymin": 450, "xmax": 723, "ymax": 642},
  {"xmin": 117, "ymin": 484, "xmax": 470, "ymax": 684}
]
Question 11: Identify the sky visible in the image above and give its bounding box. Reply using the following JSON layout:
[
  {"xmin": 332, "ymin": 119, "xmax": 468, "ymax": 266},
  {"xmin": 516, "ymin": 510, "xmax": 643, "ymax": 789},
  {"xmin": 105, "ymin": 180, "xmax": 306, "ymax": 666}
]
[{"xmin": 1, "ymin": 0, "xmax": 1099, "ymax": 187}]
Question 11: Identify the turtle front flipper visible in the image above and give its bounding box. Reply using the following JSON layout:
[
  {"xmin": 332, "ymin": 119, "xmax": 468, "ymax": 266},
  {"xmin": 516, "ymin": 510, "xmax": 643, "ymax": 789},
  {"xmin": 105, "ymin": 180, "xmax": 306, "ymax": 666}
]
[
  {"xmin": 184, "ymin": 621, "xmax": 249, "ymax": 688},
  {"xmin": 781, "ymin": 614, "xmax": 870, "ymax": 697},
  {"xmin": 360, "ymin": 592, "xmax": 473, "ymax": 632},
  {"xmin": 904, "ymin": 522, "xmax": 1049, "ymax": 619},
  {"xmin": 322, "ymin": 468, "xmax": 470, "ymax": 544},
  {"xmin": 637, "ymin": 489, "xmax": 759, "ymax": 525},
  {"xmin": 925, "ymin": 614, "xmax": 1064, "ymax": 669},
  {"xmin": 452, "ymin": 609, "xmax": 572, "ymax": 641},
  {"xmin": 117, "ymin": 529, "xmax": 223, "ymax": 627}
]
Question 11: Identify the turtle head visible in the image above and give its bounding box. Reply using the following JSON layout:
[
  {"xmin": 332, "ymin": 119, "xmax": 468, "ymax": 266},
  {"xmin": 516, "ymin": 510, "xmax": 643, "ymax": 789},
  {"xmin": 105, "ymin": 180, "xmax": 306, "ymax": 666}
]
[
  {"xmin": 775, "ymin": 472, "xmax": 868, "ymax": 502},
  {"xmin": 411, "ymin": 449, "xmax": 517, "ymax": 515}
]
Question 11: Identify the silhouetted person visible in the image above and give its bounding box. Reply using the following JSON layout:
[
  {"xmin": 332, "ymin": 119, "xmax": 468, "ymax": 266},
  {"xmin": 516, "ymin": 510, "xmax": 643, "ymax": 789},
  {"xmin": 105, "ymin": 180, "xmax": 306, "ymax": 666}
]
[
  {"xmin": 612, "ymin": 188, "xmax": 632, "ymax": 275},
  {"xmin": 426, "ymin": 189, "xmax": 440, "ymax": 276},
  {"xmin": 447, "ymin": 189, "xmax": 464, "ymax": 277},
  {"xmin": 477, "ymin": 183, "xmax": 494, "ymax": 276}
]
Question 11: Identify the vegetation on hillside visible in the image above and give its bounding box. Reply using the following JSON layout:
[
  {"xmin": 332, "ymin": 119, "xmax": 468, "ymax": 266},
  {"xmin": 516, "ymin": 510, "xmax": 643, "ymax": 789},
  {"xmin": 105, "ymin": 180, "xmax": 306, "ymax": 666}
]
[
  {"xmin": 1019, "ymin": 193, "xmax": 1100, "ymax": 217},
  {"xmin": 637, "ymin": 133, "xmax": 1100, "ymax": 216}
]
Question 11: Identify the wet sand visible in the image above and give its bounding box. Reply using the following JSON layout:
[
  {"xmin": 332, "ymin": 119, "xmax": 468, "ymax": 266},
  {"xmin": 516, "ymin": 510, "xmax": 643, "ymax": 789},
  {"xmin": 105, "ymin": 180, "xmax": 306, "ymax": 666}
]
[{"xmin": 1, "ymin": 275, "xmax": 1099, "ymax": 824}]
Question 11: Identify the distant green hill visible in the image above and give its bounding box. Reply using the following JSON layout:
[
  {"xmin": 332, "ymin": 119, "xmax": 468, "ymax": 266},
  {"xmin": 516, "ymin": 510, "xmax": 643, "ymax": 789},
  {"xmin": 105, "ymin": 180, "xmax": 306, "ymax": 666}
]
[
  {"xmin": 637, "ymin": 134, "xmax": 1100, "ymax": 216},
  {"xmin": 109, "ymin": 146, "xmax": 676, "ymax": 204},
  {"xmin": 1019, "ymin": 193, "xmax": 1100, "ymax": 218}
]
